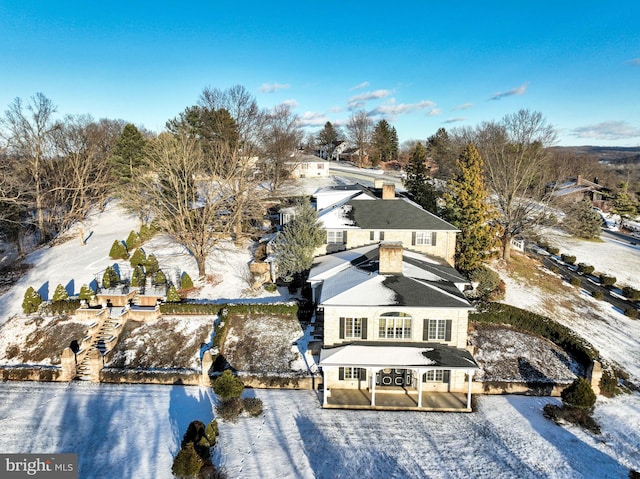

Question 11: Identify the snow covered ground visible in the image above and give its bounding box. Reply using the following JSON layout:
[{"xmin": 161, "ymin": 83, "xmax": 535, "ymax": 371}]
[{"xmin": 1, "ymin": 178, "xmax": 639, "ymax": 478}]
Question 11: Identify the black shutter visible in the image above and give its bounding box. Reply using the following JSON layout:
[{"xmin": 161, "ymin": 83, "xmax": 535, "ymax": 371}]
[
  {"xmin": 412, "ymin": 231, "xmax": 416, "ymax": 246},
  {"xmin": 442, "ymin": 370, "xmax": 450, "ymax": 383},
  {"xmin": 380, "ymin": 231, "xmax": 385, "ymax": 240},
  {"xmin": 359, "ymin": 368, "xmax": 367, "ymax": 380},
  {"xmin": 339, "ymin": 317, "xmax": 345, "ymax": 339},
  {"xmin": 343, "ymin": 230, "xmax": 348, "ymax": 244},
  {"xmin": 423, "ymin": 318, "xmax": 429, "ymax": 341},
  {"xmin": 339, "ymin": 367, "xmax": 344, "ymax": 380},
  {"xmin": 370, "ymin": 230, "xmax": 374, "ymax": 241},
  {"xmin": 323, "ymin": 232, "xmax": 328, "ymax": 244},
  {"xmin": 445, "ymin": 320, "xmax": 452, "ymax": 341},
  {"xmin": 361, "ymin": 318, "xmax": 367, "ymax": 339},
  {"xmin": 431, "ymin": 232, "xmax": 437, "ymax": 246}
]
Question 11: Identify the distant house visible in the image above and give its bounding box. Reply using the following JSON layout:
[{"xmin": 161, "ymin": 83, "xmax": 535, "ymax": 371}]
[
  {"xmin": 551, "ymin": 175, "xmax": 612, "ymax": 211},
  {"xmin": 311, "ymin": 242, "xmax": 478, "ymax": 411},
  {"xmin": 287, "ymin": 154, "xmax": 331, "ymax": 179},
  {"xmin": 312, "ymin": 182, "xmax": 458, "ymax": 264}
]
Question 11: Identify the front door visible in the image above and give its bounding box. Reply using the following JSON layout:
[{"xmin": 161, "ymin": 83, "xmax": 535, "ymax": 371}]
[{"xmin": 376, "ymin": 368, "xmax": 412, "ymax": 387}]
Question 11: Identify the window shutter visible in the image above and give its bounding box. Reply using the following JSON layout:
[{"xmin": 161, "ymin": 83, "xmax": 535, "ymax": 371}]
[
  {"xmin": 361, "ymin": 318, "xmax": 368, "ymax": 339},
  {"xmin": 339, "ymin": 317, "xmax": 345, "ymax": 339},
  {"xmin": 359, "ymin": 368, "xmax": 367, "ymax": 380},
  {"xmin": 339, "ymin": 367, "xmax": 344, "ymax": 380},
  {"xmin": 370, "ymin": 230, "xmax": 374, "ymax": 241},
  {"xmin": 423, "ymin": 318, "xmax": 429, "ymax": 341},
  {"xmin": 324, "ymin": 232, "xmax": 328, "ymax": 244},
  {"xmin": 342, "ymin": 230, "xmax": 348, "ymax": 244},
  {"xmin": 445, "ymin": 320, "xmax": 452, "ymax": 341},
  {"xmin": 442, "ymin": 370, "xmax": 450, "ymax": 383},
  {"xmin": 431, "ymin": 232, "xmax": 437, "ymax": 246},
  {"xmin": 412, "ymin": 231, "xmax": 416, "ymax": 246},
  {"xmin": 380, "ymin": 231, "xmax": 385, "ymax": 240}
]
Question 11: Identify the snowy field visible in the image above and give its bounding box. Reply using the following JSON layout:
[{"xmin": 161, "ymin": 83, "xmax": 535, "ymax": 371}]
[{"xmin": 0, "ymin": 382, "xmax": 638, "ymax": 479}]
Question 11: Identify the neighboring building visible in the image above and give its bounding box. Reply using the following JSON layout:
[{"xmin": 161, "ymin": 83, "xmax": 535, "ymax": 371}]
[
  {"xmin": 550, "ymin": 175, "xmax": 612, "ymax": 211},
  {"xmin": 312, "ymin": 242, "xmax": 478, "ymax": 411},
  {"xmin": 287, "ymin": 154, "xmax": 331, "ymax": 179},
  {"xmin": 312, "ymin": 182, "xmax": 459, "ymax": 265}
]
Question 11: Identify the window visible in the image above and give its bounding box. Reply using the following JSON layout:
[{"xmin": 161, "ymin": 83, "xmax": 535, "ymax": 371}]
[
  {"xmin": 425, "ymin": 319, "xmax": 452, "ymax": 341},
  {"xmin": 339, "ymin": 367, "xmax": 366, "ymax": 380},
  {"xmin": 414, "ymin": 231, "xmax": 432, "ymax": 246},
  {"xmin": 423, "ymin": 370, "xmax": 449, "ymax": 382},
  {"xmin": 378, "ymin": 312, "xmax": 412, "ymax": 339},
  {"xmin": 340, "ymin": 317, "xmax": 367, "ymax": 339},
  {"xmin": 327, "ymin": 230, "xmax": 344, "ymax": 244}
]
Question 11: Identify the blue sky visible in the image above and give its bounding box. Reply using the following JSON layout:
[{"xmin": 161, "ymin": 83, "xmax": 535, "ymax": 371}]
[{"xmin": 1, "ymin": 1, "xmax": 639, "ymax": 146}]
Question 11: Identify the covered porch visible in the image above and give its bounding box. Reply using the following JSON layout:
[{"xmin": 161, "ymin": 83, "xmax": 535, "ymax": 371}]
[{"xmin": 324, "ymin": 388, "xmax": 470, "ymax": 412}]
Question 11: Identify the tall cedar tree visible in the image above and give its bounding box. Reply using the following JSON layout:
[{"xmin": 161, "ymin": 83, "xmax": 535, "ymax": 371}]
[
  {"xmin": 612, "ymin": 183, "xmax": 637, "ymax": 229},
  {"xmin": 272, "ymin": 199, "xmax": 325, "ymax": 282},
  {"xmin": 317, "ymin": 121, "xmax": 343, "ymax": 160},
  {"xmin": 443, "ymin": 144, "xmax": 499, "ymax": 273},
  {"xmin": 110, "ymin": 123, "xmax": 146, "ymax": 184},
  {"xmin": 427, "ymin": 128, "xmax": 454, "ymax": 179},
  {"xmin": 370, "ymin": 119, "xmax": 398, "ymax": 166},
  {"xmin": 564, "ymin": 199, "xmax": 602, "ymax": 239},
  {"xmin": 403, "ymin": 142, "xmax": 438, "ymax": 213}
]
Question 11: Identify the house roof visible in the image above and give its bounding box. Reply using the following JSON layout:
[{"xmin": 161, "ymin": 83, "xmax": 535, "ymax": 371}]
[
  {"xmin": 319, "ymin": 342, "xmax": 479, "ymax": 369},
  {"xmin": 309, "ymin": 245, "xmax": 471, "ymax": 308}
]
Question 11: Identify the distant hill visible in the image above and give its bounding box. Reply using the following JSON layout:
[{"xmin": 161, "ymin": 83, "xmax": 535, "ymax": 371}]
[{"xmin": 549, "ymin": 146, "xmax": 640, "ymax": 164}]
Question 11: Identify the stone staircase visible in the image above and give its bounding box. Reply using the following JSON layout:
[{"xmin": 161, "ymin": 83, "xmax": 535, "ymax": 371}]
[{"xmin": 75, "ymin": 311, "xmax": 126, "ymax": 381}]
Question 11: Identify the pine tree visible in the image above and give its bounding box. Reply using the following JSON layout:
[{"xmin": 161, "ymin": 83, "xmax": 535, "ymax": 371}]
[
  {"xmin": 78, "ymin": 284, "xmax": 96, "ymax": 302},
  {"xmin": 129, "ymin": 247, "xmax": 147, "ymax": 268},
  {"xmin": 130, "ymin": 265, "xmax": 145, "ymax": 287},
  {"xmin": 443, "ymin": 144, "xmax": 499, "ymax": 273},
  {"xmin": 109, "ymin": 240, "xmax": 129, "ymax": 260},
  {"xmin": 427, "ymin": 127, "xmax": 454, "ymax": 179},
  {"xmin": 212, "ymin": 369, "xmax": 245, "ymax": 399},
  {"xmin": 612, "ymin": 183, "xmax": 637, "ymax": 229},
  {"xmin": 102, "ymin": 266, "xmax": 120, "ymax": 289},
  {"xmin": 109, "ymin": 123, "xmax": 147, "ymax": 185},
  {"xmin": 166, "ymin": 284, "xmax": 181, "ymax": 302},
  {"xmin": 145, "ymin": 254, "xmax": 159, "ymax": 277},
  {"xmin": 52, "ymin": 283, "xmax": 69, "ymax": 302},
  {"xmin": 171, "ymin": 442, "xmax": 203, "ymax": 478},
  {"xmin": 180, "ymin": 272, "xmax": 194, "ymax": 290},
  {"xmin": 564, "ymin": 199, "xmax": 602, "ymax": 239},
  {"xmin": 154, "ymin": 269, "xmax": 167, "ymax": 285},
  {"xmin": 272, "ymin": 199, "xmax": 325, "ymax": 283},
  {"xmin": 561, "ymin": 377, "xmax": 597, "ymax": 409},
  {"xmin": 371, "ymin": 119, "xmax": 398, "ymax": 166},
  {"xmin": 125, "ymin": 230, "xmax": 141, "ymax": 250},
  {"xmin": 22, "ymin": 286, "xmax": 43, "ymax": 314},
  {"xmin": 316, "ymin": 121, "xmax": 342, "ymax": 160},
  {"xmin": 403, "ymin": 142, "xmax": 438, "ymax": 213}
]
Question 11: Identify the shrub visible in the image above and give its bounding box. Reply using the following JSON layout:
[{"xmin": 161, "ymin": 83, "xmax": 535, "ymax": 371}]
[
  {"xmin": 181, "ymin": 420, "xmax": 206, "ymax": 449},
  {"xmin": 145, "ymin": 254, "xmax": 159, "ymax": 276},
  {"xmin": 78, "ymin": 284, "xmax": 96, "ymax": 302},
  {"xmin": 181, "ymin": 272, "xmax": 194, "ymax": 290},
  {"xmin": 22, "ymin": 286, "xmax": 43, "ymax": 314},
  {"xmin": 561, "ymin": 254, "xmax": 576, "ymax": 265},
  {"xmin": 109, "ymin": 240, "xmax": 129, "ymax": 260},
  {"xmin": 215, "ymin": 397, "xmax": 243, "ymax": 422},
  {"xmin": 599, "ymin": 274, "xmax": 617, "ymax": 287},
  {"xmin": 264, "ymin": 283, "xmax": 277, "ymax": 293},
  {"xmin": 131, "ymin": 265, "xmax": 145, "ymax": 287},
  {"xmin": 570, "ymin": 277, "xmax": 581, "ymax": 287},
  {"xmin": 154, "ymin": 269, "xmax": 167, "ymax": 285},
  {"xmin": 213, "ymin": 370, "xmax": 244, "ymax": 400},
  {"xmin": 166, "ymin": 285, "xmax": 181, "ymax": 303},
  {"xmin": 561, "ymin": 377, "xmax": 596, "ymax": 409},
  {"xmin": 204, "ymin": 419, "xmax": 219, "ymax": 446},
  {"xmin": 42, "ymin": 300, "xmax": 81, "ymax": 315},
  {"xmin": 242, "ymin": 397, "xmax": 263, "ymax": 417},
  {"xmin": 171, "ymin": 442, "xmax": 203, "ymax": 478},
  {"xmin": 129, "ymin": 247, "xmax": 146, "ymax": 268},
  {"xmin": 592, "ymin": 290, "xmax": 604, "ymax": 300},
  {"xmin": 52, "ymin": 283, "xmax": 69, "ymax": 302},
  {"xmin": 102, "ymin": 266, "xmax": 120, "ymax": 289},
  {"xmin": 599, "ymin": 369, "xmax": 619, "ymax": 398},
  {"xmin": 468, "ymin": 266, "xmax": 502, "ymax": 300},
  {"xmin": 139, "ymin": 221, "xmax": 160, "ymax": 242},
  {"xmin": 577, "ymin": 263, "xmax": 595, "ymax": 275},
  {"xmin": 547, "ymin": 246, "xmax": 560, "ymax": 255},
  {"xmin": 543, "ymin": 403, "xmax": 600, "ymax": 434},
  {"xmin": 624, "ymin": 308, "xmax": 639, "ymax": 319},
  {"xmin": 550, "ymin": 265, "xmax": 560, "ymax": 274},
  {"xmin": 622, "ymin": 286, "xmax": 640, "ymax": 301},
  {"xmin": 125, "ymin": 230, "xmax": 140, "ymax": 250}
]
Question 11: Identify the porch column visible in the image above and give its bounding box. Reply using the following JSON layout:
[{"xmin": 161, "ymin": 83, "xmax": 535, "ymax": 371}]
[
  {"xmin": 466, "ymin": 370, "xmax": 474, "ymax": 410},
  {"xmin": 417, "ymin": 368, "xmax": 424, "ymax": 408},
  {"xmin": 323, "ymin": 367, "xmax": 328, "ymax": 406},
  {"xmin": 370, "ymin": 367, "xmax": 379, "ymax": 406}
]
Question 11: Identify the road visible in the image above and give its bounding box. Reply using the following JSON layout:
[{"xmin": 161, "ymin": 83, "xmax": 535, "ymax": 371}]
[{"xmin": 328, "ymin": 164, "xmax": 405, "ymax": 189}]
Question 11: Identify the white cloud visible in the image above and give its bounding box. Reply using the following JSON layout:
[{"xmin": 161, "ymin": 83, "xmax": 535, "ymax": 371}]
[
  {"xmin": 443, "ymin": 117, "xmax": 467, "ymax": 124},
  {"xmin": 489, "ymin": 83, "xmax": 528, "ymax": 100},
  {"xmin": 571, "ymin": 121, "xmax": 640, "ymax": 140},
  {"xmin": 369, "ymin": 99, "xmax": 435, "ymax": 118},
  {"xmin": 629, "ymin": 58, "xmax": 640, "ymax": 65},
  {"xmin": 282, "ymin": 99, "xmax": 299, "ymax": 109},
  {"xmin": 428, "ymin": 108, "xmax": 442, "ymax": 116},
  {"xmin": 328, "ymin": 105, "xmax": 344, "ymax": 113},
  {"xmin": 298, "ymin": 111, "xmax": 329, "ymax": 127},
  {"xmin": 347, "ymin": 89, "xmax": 393, "ymax": 109},
  {"xmin": 259, "ymin": 82, "xmax": 291, "ymax": 93},
  {"xmin": 350, "ymin": 81, "xmax": 370, "ymax": 90},
  {"xmin": 452, "ymin": 103, "xmax": 473, "ymax": 111}
]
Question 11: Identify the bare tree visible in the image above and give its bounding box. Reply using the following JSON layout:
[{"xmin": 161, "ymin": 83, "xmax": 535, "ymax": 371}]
[
  {"xmin": 137, "ymin": 132, "xmax": 233, "ymax": 277},
  {"xmin": 1, "ymin": 93, "xmax": 60, "ymax": 242},
  {"xmin": 346, "ymin": 110, "xmax": 373, "ymax": 167},
  {"xmin": 260, "ymin": 104, "xmax": 303, "ymax": 192},
  {"xmin": 452, "ymin": 109, "xmax": 557, "ymax": 261}
]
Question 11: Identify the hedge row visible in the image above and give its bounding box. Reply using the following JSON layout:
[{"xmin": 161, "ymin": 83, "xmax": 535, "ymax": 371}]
[
  {"xmin": 41, "ymin": 299, "xmax": 82, "ymax": 315},
  {"xmin": 159, "ymin": 302, "xmax": 299, "ymax": 316},
  {"xmin": 471, "ymin": 302, "xmax": 599, "ymax": 369}
]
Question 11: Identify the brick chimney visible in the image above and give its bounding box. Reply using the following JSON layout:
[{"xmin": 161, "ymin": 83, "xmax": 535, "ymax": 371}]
[
  {"xmin": 382, "ymin": 182, "xmax": 396, "ymax": 200},
  {"xmin": 379, "ymin": 241, "xmax": 403, "ymax": 274}
]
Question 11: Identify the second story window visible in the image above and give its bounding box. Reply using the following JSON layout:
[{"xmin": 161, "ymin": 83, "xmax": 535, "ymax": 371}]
[
  {"xmin": 424, "ymin": 318, "xmax": 452, "ymax": 341},
  {"xmin": 339, "ymin": 317, "xmax": 367, "ymax": 339},
  {"xmin": 378, "ymin": 312, "xmax": 412, "ymax": 339},
  {"xmin": 327, "ymin": 230, "xmax": 344, "ymax": 244}
]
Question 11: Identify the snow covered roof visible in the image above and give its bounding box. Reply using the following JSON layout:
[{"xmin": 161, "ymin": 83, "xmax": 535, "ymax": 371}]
[{"xmin": 319, "ymin": 342, "xmax": 479, "ymax": 369}]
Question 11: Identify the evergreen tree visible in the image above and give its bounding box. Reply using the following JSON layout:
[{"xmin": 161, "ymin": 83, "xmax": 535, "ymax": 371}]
[
  {"xmin": 145, "ymin": 254, "xmax": 159, "ymax": 277},
  {"xmin": 129, "ymin": 247, "xmax": 146, "ymax": 268},
  {"xmin": 403, "ymin": 142, "xmax": 438, "ymax": 213},
  {"xmin": 79, "ymin": 284, "xmax": 96, "ymax": 302},
  {"xmin": 102, "ymin": 266, "xmax": 120, "ymax": 289},
  {"xmin": 22, "ymin": 286, "xmax": 43, "ymax": 314},
  {"xmin": 125, "ymin": 230, "xmax": 141, "ymax": 250},
  {"xmin": 171, "ymin": 442, "xmax": 203, "ymax": 478},
  {"xmin": 370, "ymin": 119, "xmax": 398, "ymax": 166},
  {"xmin": 564, "ymin": 199, "xmax": 602, "ymax": 239},
  {"xmin": 272, "ymin": 199, "xmax": 325, "ymax": 283},
  {"xmin": 561, "ymin": 377, "xmax": 597, "ymax": 409},
  {"xmin": 316, "ymin": 121, "xmax": 343, "ymax": 160},
  {"xmin": 154, "ymin": 269, "xmax": 167, "ymax": 285},
  {"xmin": 443, "ymin": 144, "xmax": 499, "ymax": 273},
  {"xmin": 109, "ymin": 240, "xmax": 129, "ymax": 260},
  {"xmin": 52, "ymin": 283, "xmax": 69, "ymax": 302},
  {"xmin": 212, "ymin": 369, "xmax": 245, "ymax": 399},
  {"xmin": 427, "ymin": 127, "xmax": 454, "ymax": 179},
  {"xmin": 166, "ymin": 284, "xmax": 181, "ymax": 302},
  {"xmin": 180, "ymin": 272, "xmax": 194, "ymax": 289},
  {"xmin": 109, "ymin": 123, "xmax": 147, "ymax": 184},
  {"xmin": 612, "ymin": 183, "xmax": 637, "ymax": 229},
  {"xmin": 130, "ymin": 265, "xmax": 145, "ymax": 287}
]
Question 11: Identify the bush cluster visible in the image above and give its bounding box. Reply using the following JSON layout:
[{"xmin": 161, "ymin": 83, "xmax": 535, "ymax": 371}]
[
  {"xmin": 102, "ymin": 266, "xmax": 120, "ymax": 289},
  {"xmin": 577, "ymin": 263, "xmax": 595, "ymax": 275},
  {"xmin": 561, "ymin": 254, "xmax": 576, "ymax": 265},
  {"xmin": 159, "ymin": 302, "xmax": 299, "ymax": 316},
  {"xmin": 242, "ymin": 397, "xmax": 264, "ymax": 417},
  {"xmin": 570, "ymin": 277, "xmax": 581, "ymax": 287},
  {"xmin": 592, "ymin": 290, "xmax": 604, "ymax": 300},
  {"xmin": 624, "ymin": 308, "xmax": 639, "ymax": 319},
  {"xmin": 41, "ymin": 299, "xmax": 81, "ymax": 315},
  {"xmin": 467, "ymin": 266, "xmax": 502, "ymax": 301},
  {"xmin": 622, "ymin": 286, "xmax": 640, "ymax": 301},
  {"xmin": 171, "ymin": 419, "xmax": 224, "ymax": 478},
  {"xmin": 599, "ymin": 274, "xmax": 617, "ymax": 287},
  {"xmin": 216, "ymin": 397, "xmax": 243, "ymax": 422},
  {"xmin": 471, "ymin": 302, "xmax": 599, "ymax": 369},
  {"xmin": 78, "ymin": 284, "xmax": 96, "ymax": 302},
  {"xmin": 599, "ymin": 369, "xmax": 619, "ymax": 398},
  {"xmin": 561, "ymin": 377, "xmax": 597, "ymax": 409},
  {"xmin": 264, "ymin": 283, "xmax": 277, "ymax": 293}
]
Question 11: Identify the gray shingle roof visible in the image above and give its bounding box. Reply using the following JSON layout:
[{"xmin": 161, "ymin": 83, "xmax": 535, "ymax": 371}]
[{"xmin": 348, "ymin": 197, "xmax": 458, "ymax": 231}]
